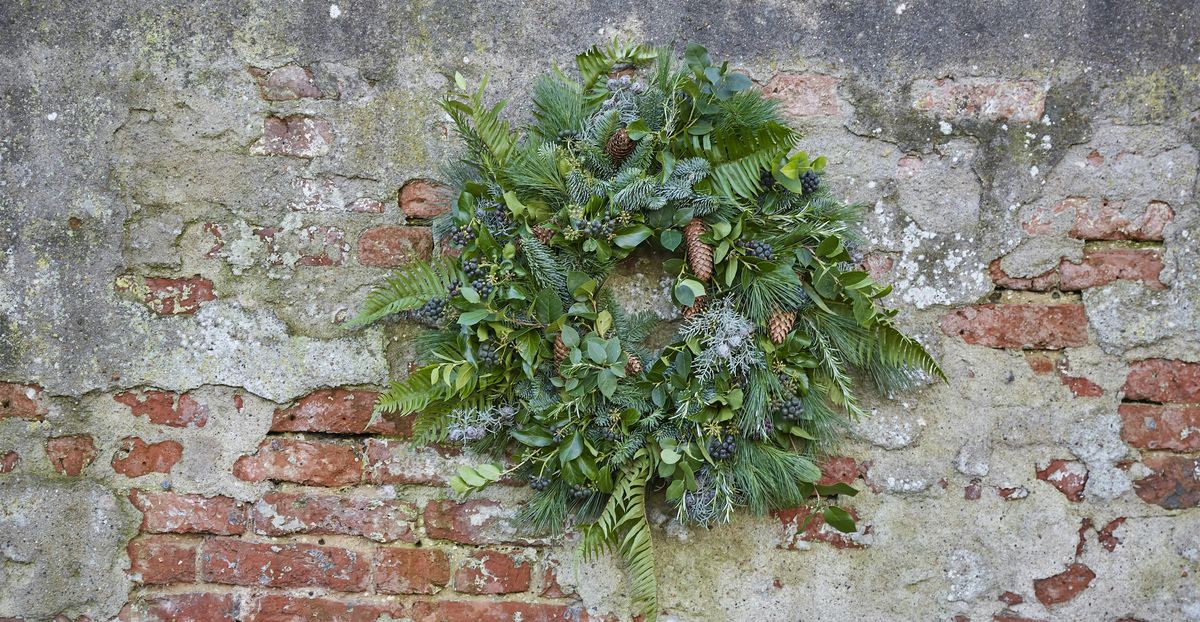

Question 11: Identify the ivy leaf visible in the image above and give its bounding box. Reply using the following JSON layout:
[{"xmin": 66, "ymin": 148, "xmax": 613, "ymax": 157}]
[
  {"xmin": 512, "ymin": 428, "xmax": 555, "ymax": 447},
  {"xmin": 660, "ymin": 230, "xmax": 682, "ymax": 251},
  {"xmin": 531, "ymin": 288, "xmax": 563, "ymax": 325},
  {"xmin": 559, "ymin": 431, "xmax": 584, "ymax": 464},
  {"xmin": 597, "ymin": 369, "xmax": 617, "ymax": 398},
  {"xmin": 613, "ymin": 225, "xmax": 653, "ymax": 249},
  {"xmin": 823, "ymin": 506, "xmax": 856, "ymax": 533},
  {"xmin": 458, "ymin": 309, "xmax": 490, "ymax": 326}
]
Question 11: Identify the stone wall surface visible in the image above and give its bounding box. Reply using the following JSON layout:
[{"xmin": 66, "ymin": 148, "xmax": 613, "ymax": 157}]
[{"xmin": 1, "ymin": 1, "xmax": 1198, "ymax": 621}]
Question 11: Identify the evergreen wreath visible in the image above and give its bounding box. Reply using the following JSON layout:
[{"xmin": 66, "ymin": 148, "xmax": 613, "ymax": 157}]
[{"xmin": 352, "ymin": 41, "xmax": 942, "ymax": 620}]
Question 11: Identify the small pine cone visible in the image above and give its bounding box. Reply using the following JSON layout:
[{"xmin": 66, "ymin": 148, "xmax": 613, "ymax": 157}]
[
  {"xmin": 533, "ymin": 226, "xmax": 554, "ymax": 245},
  {"xmin": 684, "ymin": 219, "xmax": 713, "ymax": 282},
  {"xmin": 605, "ymin": 128, "xmax": 635, "ymax": 166},
  {"xmin": 681, "ymin": 296, "xmax": 706, "ymax": 319},
  {"xmin": 625, "ymin": 354, "xmax": 643, "ymax": 376},
  {"xmin": 768, "ymin": 310, "xmax": 796, "ymax": 345},
  {"xmin": 554, "ymin": 333, "xmax": 569, "ymax": 364}
]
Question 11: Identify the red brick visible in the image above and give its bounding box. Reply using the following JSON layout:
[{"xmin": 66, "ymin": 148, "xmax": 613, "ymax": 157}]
[
  {"xmin": 111, "ymin": 437, "xmax": 183, "ymax": 477},
  {"xmin": 817, "ymin": 456, "xmax": 860, "ymax": 486},
  {"xmin": 0, "ymin": 450, "xmax": 17, "ymax": 474},
  {"xmin": 775, "ymin": 505, "xmax": 864, "ymax": 550},
  {"xmin": 999, "ymin": 591, "xmax": 1024, "ymax": 605},
  {"xmin": 1035, "ymin": 459, "xmax": 1088, "ymax": 502},
  {"xmin": 46, "ymin": 435, "xmax": 97, "ymax": 476},
  {"xmin": 1033, "ymin": 563, "xmax": 1095, "ymax": 605},
  {"xmin": 1024, "ymin": 351, "xmax": 1061, "ymax": 374},
  {"xmin": 358, "ymin": 226, "xmax": 433, "ymax": 267},
  {"xmin": 1123, "ymin": 359, "xmax": 1200, "ymax": 403},
  {"xmin": 363, "ymin": 438, "xmax": 461, "ymax": 486},
  {"xmin": 1119, "ymin": 403, "xmax": 1200, "ymax": 451},
  {"xmin": 253, "ymin": 115, "xmax": 333, "ymax": 158},
  {"xmin": 1070, "ymin": 199, "xmax": 1174, "ymax": 241},
  {"xmin": 200, "ymin": 538, "xmax": 368, "ymax": 591},
  {"xmin": 940, "ymin": 304, "xmax": 1088, "ymax": 349},
  {"xmin": 998, "ymin": 486, "xmax": 1029, "ymax": 500},
  {"xmin": 233, "ymin": 438, "xmax": 362, "ymax": 487},
  {"xmin": 1135, "ymin": 455, "xmax": 1200, "ymax": 509},
  {"xmin": 1059, "ymin": 248, "xmax": 1164, "ymax": 291},
  {"xmin": 539, "ymin": 559, "xmax": 574, "ymax": 598},
  {"xmin": 251, "ymin": 492, "xmax": 417, "ymax": 542},
  {"xmin": 423, "ymin": 499, "xmax": 532, "ymax": 545},
  {"xmin": 1062, "ymin": 375, "xmax": 1104, "ymax": 397},
  {"xmin": 256, "ymin": 225, "xmax": 349, "ymax": 267},
  {"xmin": 0, "ymin": 382, "xmax": 45, "ymax": 420},
  {"xmin": 407, "ymin": 602, "xmax": 599, "ymax": 622},
  {"xmin": 988, "ymin": 260, "xmax": 1058, "ymax": 292},
  {"xmin": 248, "ymin": 595, "xmax": 403, "ymax": 622},
  {"xmin": 1099, "ymin": 517, "xmax": 1127, "ymax": 552},
  {"xmin": 910, "ymin": 78, "xmax": 1046, "ymax": 123},
  {"xmin": 763, "ymin": 74, "xmax": 841, "ymax": 117},
  {"xmin": 993, "ymin": 613, "xmax": 1048, "ymax": 622},
  {"xmin": 131, "ymin": 593, "xmax": 240, "ymax": 622},
  {"xmin": 861, "ymin": 253, "xmax": 894, "ymax": 283},
  {"xmin": 127, "ymin": 535, "xmax": 197, "ymax": 585},
  {"xmin": 129, "ymin": 490, "xmax": 246, "ymax": 535},
  {"xmin": 400, "ymin": 179, "xmax": 452, "ymax": 219},
  {"xmin": 248, "ymin": 65, "xmax": 334, "ymax": 101},
  {"xmin": 116, "ymin": 275, "xmax": 217, "ymax": 315},
  {"xmin": 374, "ymin": 547, "xmax": 451, "ymax": 595},
  {"xmin": 114, "ymin": 389, "xmax": 208, "ymax": 428},
  {"xmin": 454, "ymin": 549, "xmax": 531, "ymax": 595},
  {"xmin": 271, "ymin": 388, "xmax": 396, "ymax": 434}
]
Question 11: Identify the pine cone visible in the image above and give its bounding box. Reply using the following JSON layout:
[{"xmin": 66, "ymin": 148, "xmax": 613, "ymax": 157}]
[
  {"xmin": 682, "ymin": 296, "xmax": 706, "ymax": 319},
  {"xmin": 533, "ymin": 226, "xmax": 554, "ymax": 245},
  {"xmin": 605, "ymin": 128, "xmax": 635, "ymax": 166},
  {"xmin": 684, "ymin": 219, "xmax": 713, "ymax": 282},
  {"xmin": 554, "ymin": 333, "xmax": 569, "ymax": 364},
  {"xmin": 768, "ymin": 310, "xmax": 796, "ymax": 345},
  {"xmin": 625, "ymin": 354, "xmax": 643, "ymax": 376}
]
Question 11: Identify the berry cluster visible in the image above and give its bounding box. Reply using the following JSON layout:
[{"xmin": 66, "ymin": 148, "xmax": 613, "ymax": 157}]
[
  {"xmin": 708, "ymin": 434, "xmax": 737, "ymax": 461},
  {"xmin": 800, "ymin": 170, "xmax": 821, "ymax": 194},
  {"xmin": 410, "ymin": 297, "xmax": 447, "ymax": 326},
  {"xmin": 568, "ymin": 483, "xmax": 592, "ymax": 500},
  {"xmin": 737, "ymin": 239, "xmax": 775, "ymax": 260},
  {"xmin": 772, "ymin": 396, "xmax": 806, "ymax": 420},
  {"xmin": 451, "ymin": 224, "xmax": 476, "ymax": 247},
  {"xmin": 471, "ymin": 278, "xmax": 495, "ymax": 298},
  {"xmin": 529, "ymin": 475, "xmax": 551, "ymax": 491},
  {"xmin": 476, "ymin": 342, "xmax": 500, "ymax": 366},
  {"xmin": 575, "ymin": 216, "xmax": 617, "ymax": 239}
]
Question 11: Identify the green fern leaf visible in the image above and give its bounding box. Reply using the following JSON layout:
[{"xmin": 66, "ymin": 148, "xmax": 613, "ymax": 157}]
[
  {"xmin": 878, "ymin": 324, "xmax": 946, "ymax": 381},
  {"xmin": 346, "ymin": 259, "xmax": 453, "ymax": 328}
]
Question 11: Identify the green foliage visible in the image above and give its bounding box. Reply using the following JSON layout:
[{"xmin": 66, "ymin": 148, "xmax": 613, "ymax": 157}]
[{"xmin": 351, "ymin": 42, "xmax": 942, "ymax": 621}]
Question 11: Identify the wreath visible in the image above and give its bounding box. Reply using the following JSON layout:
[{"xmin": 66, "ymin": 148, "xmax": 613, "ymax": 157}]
[{"xmin": 352, "ymin": 41, "xmax": 942, "ymax": 620}]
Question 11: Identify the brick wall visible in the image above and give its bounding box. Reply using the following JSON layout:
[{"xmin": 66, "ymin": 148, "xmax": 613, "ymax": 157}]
[{"xmin": 2, "ymin": 2, "xmax": 1199, "ymax": 621}]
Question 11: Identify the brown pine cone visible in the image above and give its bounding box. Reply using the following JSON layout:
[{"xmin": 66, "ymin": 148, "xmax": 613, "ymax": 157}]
[
  {"xmin": 684, "ymin": 219, "xmax": 713, "ymax": 282},
  {"xmin": 533, "ymin": 226, "xmax": 554, "ymax": 245},
  {"xmin": 625, "ymin": 354, "xmax": 643, "ymax": 376},
  {"xmin": 681, "ymin": 296, "xmax": 706, "ymax": 319},
  {"xmin": 605, "ymin": 128, "xmax": 635, "ymax": 166},
  {"xmin": 554, "ymin": 333, "xmax": 569, "ymax": 364},
  {"xmin": 768, "ymin": 310, "xmax": 796, "ymax": 345}
]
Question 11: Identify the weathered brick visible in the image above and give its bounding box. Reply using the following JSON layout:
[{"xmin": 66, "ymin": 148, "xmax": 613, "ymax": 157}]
[
  {"xmin": 247, "ymin": 595, "xmax": 403, "ymax": 622},
  {"xmin": 817, "ymin": 456, "xmax": 861, "ymax": 487},
  {"xmin": 1134, "ymin": 455, "xmax": 1200, "ymax": 509},
  {"xmin": 1060, "ymin": 374, "xmax": 1104, "ymax": 397},
  {"xmin": 358, "ymin": 226, "xmax": 433, "ymax": 267},
  {"xmin": 233, "ymin": 438, "xmax": 362, "ymax": 487},
  {"xmin": 46, "ymin": 435, "xmax": 97, "ymax": 476},
  {"xmin": 988, "ymin": 259, "xmax": 1058, "ymax": 292},
  {"xmin": 1098, "ymin": 517, "xmax": 1127, "ymax": 552},
  {"xmin": 251, "ymin": 492, "xmax": 417, "ymax": 542},
  {"xmin": 0, "ymin": 450, "xmax": 17, "ymax": 473},
  {"xmin": 408, "ymin": 601, "xmax": 599, "ymax": 622},
  {"xmin": 256, "ymin": 224, "xmax": 349, "ymax": 267},
  {"xmin": 374, "ymin": 547, "xmax": 451, "ymax": 595},
  {"xmin": 1070, "ymin": 199, "xmax": 1174, "ymax": 241},
  {"xmin": 762, "ymin": 74, "xmax": 841, "ymax": 117},
  {"xmin": 129, "ymin": 490, "xmax": 246, "ymax": 535},
  {"xmin": 127, "ymin": 535, "xmax": 197, "ymax": 585},
  {"xmin": 1058, "ymin": 248, "xmax": 1164, "ymax": 291},
  {"xmin": 539, "ymin": 558, "xmax": 574, "ymax": 598},
  {"xmin": 454, "ymin": 549, "xmax": 531, "ymax": 595},
  {"xmin": 114, "ymin": 389, "xmax": 208, "ymax": 428},
  {"xmin": 128, "ymin": 593, "xmax": 240, "ymax": 622},
  {"xmin": 115, "ymin": 275, "xmax": 217, "ymax": 315},
  {"xmin": 1035, "ymin": 459, "xmax": 1088, "ymax": 502},
  {"xmin": 775, "ymin": 505, "xmax": 864, "ymax": 550},
  {"xmin": 400, "ymin": 179, "xmax": 452, "ymax": 219},
  {"xmin": 271, "ymin": 388, "xmax": 397, "ymax": 434},
  {"xmin": 364, "ymin": 438, "xmax": 464, "ymax": 486},
  {"xmin": 940, "ymin": 304, "xmax": 1088, "ymax": 349},
  {"xmin": 0, "ymin": 382, "xmax": 46, "ymax": 420},
  {"xmin": 248, "ymin": 65, "xmax": 334, "ymax": 101},
  {"xmin": 1123, "ymin": 359, "xmax": 1200, "ymax": 403},
  {"xmin": 423, "ymin": 499, "xmax": 533, "ymax": 545},
  {"xmin": 910, "ymin": 78, "xmax": 1046, "ymax": 123},
  {"xmin": 1033, "ymin": 563, "xmax": 1095, "ymax": 605},
  {"xmin": 200, "ymin": 538, "xmax": 368, "ymax": 591},
  {"xmin": 252, "ymin": 115, "xmax": 333, "ymax": 158},
  {"xmin": 111, "ymin": 437, "xmax": 183, "ymax": 478},
  {"xmin": 1119, "ymin": 403, "xmax": 1200, "ymax": 451}
]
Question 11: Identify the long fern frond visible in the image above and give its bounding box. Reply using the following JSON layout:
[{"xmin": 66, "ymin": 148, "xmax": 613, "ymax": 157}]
[{"xmin": 347, "ymin": 259, "xmax": 453, "ymax": 328}]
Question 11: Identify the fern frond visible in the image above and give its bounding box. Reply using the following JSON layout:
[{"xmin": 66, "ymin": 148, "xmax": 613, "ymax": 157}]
[
  {"xmin": 375, "ymin": 366, "xmax": 441, "ymax": 416},
  {"xmin": 876, "ymin": 324, "xmax": 945, "ymax": 382},
  {"xmin": 348, "ymin": 259, "xmax": 453, "ymax": 328},
  {"xmin": 707, "ymin": 147, "xmax": 786, "ymax": 199}
]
